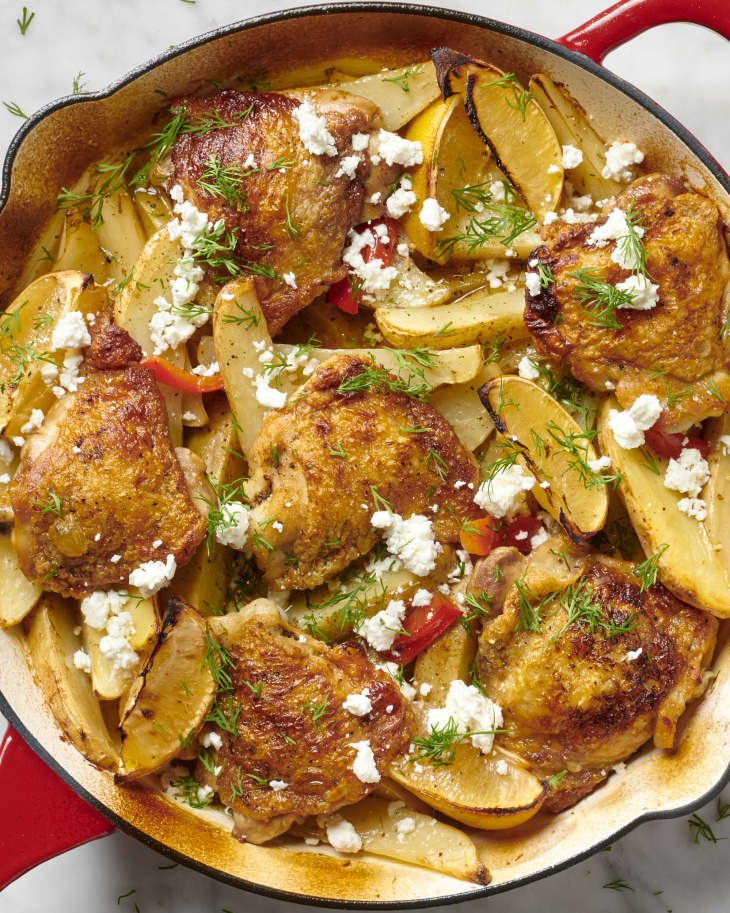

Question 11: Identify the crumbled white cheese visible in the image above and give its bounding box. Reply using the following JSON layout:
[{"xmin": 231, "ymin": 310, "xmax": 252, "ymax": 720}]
[
  {"xmin": 369, "ymin": 191, "xmax": 382, "ymax": 205},
  {"xmin": 530, "ymin": 527, "xmax": 549, "ymax": 550},
  {"xmin": 543, "ymin": 211, "xmax": 559, "ymax": 225},
  {"xmin": 547, "ymin": 164, "xmax": 561, "ymax": 175},
  {"xmin": 99, "ymin": 610, "xmax": 138, "ymax": 671},
  {"xmin": 418, "ymin": 197, "xmax": 450, "ymax": 232},
  {"xmin": 601, "ymin": 140, "xmax": 644, "ymax": 181},
  {"xmin": 342, "ymin": 691, "xmax": 373, "ymax": 716},
  {"xmin": 677, "ymin": 496, "xmax": 707, "ymax": 521},
  {"xmin": 489, "ymin": 181, "xmax": 506, "ymax": 202},
  {"xmin": 282, "ymin": 272, "xmax": 298, "ymax": 289},
  {"xmin": 587, "ymin": 207, "xmax": 646, "ymax": 271},
  {"xmin": 588, "ymin": 455, "xmax": 612, "ymax": 473},
  {"xmin": 341, "ymin": 226, "xmax": 398, "ymax": 299},
  {"xmin": 215, "ymin": 500, "xmax": 250, "ymax": 549},
  {"xmin": 524, "ymin": 272, "xmax": 541, "ymax": 297},
  {"xmin": 292, "ymin": 99, "xmax": 337, "ymax": 156},
  {"xmin": 496, "ymin": 759, "xmax": 509, "ymax": 775},
  {"xmin": 385, "ymin": 176, "xmax": 417, "ymax": 219},
  {"xmin": 625, "ymin": 647, "xmax": 643, "ymax": 662},
  {"xmin": 663, "ymin": 447, "xmax": 710, "ymax": 498},
  {"xmin": 201, "ymin": 730, "xmax": 223, "ymax": 750},
  {"xmin": 0, "ymin": 473, "xmax": 9, "ymax": 485},
  {"xmin": 426, "ymin": 680, "xmax": 503, "ymax": 755},
  {"xmin": 518, "ymin": 356, "xmax": 540, "ymax": 380},
  {"xmin": 269, "ymin": 779, "xmax": 288, "ymax": 791},
  {"xmin": 370, "ymin": 510, "xmax": 441, "ymax": 576},
  {"xmin": 20, "ymin": 409, "xmax": 44, "ymax": 435},
  {"xmin": 615, "ymin": 273, "xmax": 659, "ymax": 310},
  {"xmin": 608, "ymin": 394, "xmax": 662, "ymax": 449},
  {"xmin": 326, "ymin": 815, "xmax": 362, "ymax": 853},
  {"xmin": 51, "ymin": 312, "xmax": 91, "ymax": 350},
  {"xmin": 349, "ymin": 739, "xmax": 380, "ymax": 783},
  {"xmin": 411, "ymin": 588, "xmax": 432, "ymax": 607},
  {"xmin": 191, "ymin": 361, "xmax": 220, "ymax": 377},
  {"xmin": 484, "ymin": 258, "xmax": 511, "ymax": 289},
  {"xmin": 351, "ymin": 132, "xmax": 370, "ymax": 152},
  {"xmin": 377, "ymin": 129, "xmax": 423, "ymax": 167},
  {"xmin": 395, "ymin": 816, "xmax": 416, "ymax": 839},
  {"xmin": 128, "ymin": 554, "xmax": 177, "ymax": 597},
  {"xmin": 474, "ymin": 464, "xmax": 535, "ymax": 519},
  {"xmin": 419, "ymin": 682, "xmax": 432, "ymax": 697},
  {"xmin": 358, "ymin": 599, "xmax": 407, "ymax": 652},
  {"xmin": 243, "ymin": 153, "xmax": 257, "ymax": 169},
  {"xmin": 80, "ymin": 590, "xmax": 129, "ymax": 630},
  {"xmin": 254, "ymin": 372, "xmax": 288, "ymax": 409},
  {"xmin": 73, "ymin": 649, "xmax": 92, "ymax": 674},
  {"xmin": 110, "ymin": 553, "xmax": 122, "ymax": 564},
  {"xmin": 335, "ymin": 154, "xmax": 360, "ymax": 180},
  {"xmin": 562, "ymin": 144, "xmax": 583, "ymax": 169}
]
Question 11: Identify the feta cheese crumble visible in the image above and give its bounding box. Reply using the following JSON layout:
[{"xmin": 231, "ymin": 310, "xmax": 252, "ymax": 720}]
[
  {"xmin": 586, "ymin": 207, "xmax": 645, "ymax": 271},
  {"xmin": 357, "ymin": 599, "xmax": 406, "ymax": 652},
  {"xmin": 51, "ymin": 312, "xmax": 91, "ymax": 350},
  {"xmin": 342, "ymin": 691, "xmax": 373, "ymax": 716},
  {"xmin": 73, "ymin": 649, "xmax": 92, "ymax": 674},
  {"xmin": 607, "ymin": 394, "xmax": 662, "ymax": 449},
  {"xmin": 524, "ymin": 272, "xmax": 541, "ymax": 297},
  {"xmin": 615, "ymin": 273, "xmax": 660, "ymax": 310},
  {"xmin": 411, "ymin": 588, "xmax": 432, "ymax": 607},
  {"xmin": 561, "ymin": 144, "xmax": 583, "ymax": 169},
  {"xmin": 664, "ymin": 447, "xmax": 709, "ymax": 499},
  {"xmin": 215, "ymin": 500, "xmax": 250, "ymax": 549},
  {"xmin": 426, "ymin": 680, "xmax": 503, "ymax": 755},
  {"xmin": 292, "ymin": 99, "xmax": 337, "ymax": 156},
  {"xmin": 518, "ymin": 355, "xmax": 540, "ymax": 380},
  {"xmin": 326, "ymin": 815, "xmax": 362, "ymax": 853},
  {"xmin": 601, "ymin": 140, "xmax": 644, "ymax": 182},
  {"xmin": 385, "ymin": 176, "xmax": 417, "ymax": 219},
  {"xmin": 201, "ymin": 730, "xmax": 223, "ymax": 750},
  {"xmin": 395, "ymin": 816, "xmax": 416, "ymax": 839},
  {"xmin": 474, "ymin": 464, "xmax": 535, "ymax": 519},
  {"xmin": 20, "ymin": 409, "xmax": 44, "ymax": 435},
  {"xmin": 128, "ymin": 554, "xmax": 177, "ymax": 597},
  {"xmin": 349, "ymin": 739, "xmax": 380, "ymax": 783},
  {"xmin": 370, "ymin": 510, "xmax": 441, "ymax": 576},
  {"xmin": 377, "ymin": 129, "xmax": 423, "ymax": 167},
  {"xmin": 342, "ymin": 226, "xmax": 398, "ymax": 300},
  {"xmin": 351, "ymin": 132, "xmax": 370, "ymax": 151},
  {"xmin": 418, "ymin": 197, "xmax": 450, "ymax": 232},
  {"xmin": 335, "ymin": 154, "xmax": 360, "ymax": 180},
  {"xmin": 269, "ymin": 779, "xmax": 288, "ymax": 791}
]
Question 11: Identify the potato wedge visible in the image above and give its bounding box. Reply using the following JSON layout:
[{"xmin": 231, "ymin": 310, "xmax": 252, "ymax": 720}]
[
  {"xmin": 528, "ymin": 74, "xmax": 624, "ymax": 202},
  {"xmin": 378, "ymin": 255, "xmax": 454, "ymax": 309},
  {"xmin": 481, "ymin": 376, "xmax": 608, "ymax": 541},
  {"xmin": 1, "ymin": 271, "xmax": 108, "ymax": 440},
  {"xmin": 114, "ymin": 226, "xmax": 187, "ymax": 445},
  {"xmin": 13, "ymin": 208, "xmax": 65, "ymax": 295},
  {"xmin": 376, "ymin": 286, "xmax": 527, "ymax": 350},
  {"xmin": 413, "ymin": 621, "xmax": 476, "ymax": 705},
  {"xmin": 598, "ymin": 398, "xmax": 730, "ymax": 616},
  {"xmin": 213, "ymin": 277, "xmax": 271, "ymax": 457},
  {"xmin": 338, "ymin": 796, "xmax": 489, "ymax": 884},
  {"xmin": 118, "ymin": 598, "xmax": 215, "ymax": 779},
  {"xmin": 83, "ymin": 595, "xmax": 160, "ymax": 701},
  {"xmin": 389, "ymin": 736, "xmax": 544, "ymax": 829},
  {"xmin": 25, "ymin": 593, "xmax": 117, "ymax": 768},
  {"xmin": 134, "ymin": 188, "xmax": 173, "ymax": 239},
  {"xmin": 0, "ymin": 534, "xmax": 42, "ymax": 627},
  {"xmin": 401, "ymin": 93, "xmax": 536, "ymax": 261},
  {"xmin": 53, "ymin": 210, "xmax": 112, "ymax": 283},
  {"xmin": 704, "ymin": 415, "xmax": 730, "ymax": 578},
  {"xmin": 94, "ymin": 188, "xmax": 147, "ymax": 281},
  {"xmin": 333, "ymin": 61, "xmax": 440, "ymax": 131},
  {"xmin": 429, "ymin": 363, "xmax": 500, "ymax": 452},
  {"xmin": 432, "ymin": 48, "xmax": 563, "ymax": 220}
]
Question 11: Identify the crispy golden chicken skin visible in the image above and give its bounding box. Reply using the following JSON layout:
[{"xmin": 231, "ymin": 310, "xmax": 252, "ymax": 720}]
[
  {"xmin": 197, "ymin": 599, "xmax": 412, "ymax": 843},
  {"xmin": 170, "ymin": 88, "xmax": 392, "ymax": 336},
  {"xmin": 525, "ymin": 174, "xmax": 730, "ymax": 430},
  {"xmin": 244, "ymin": 354, "xmax": 480, "ymax": 590},
  {"xmin": 477, "ymin": 539, "xmax": 717, "ymax": 811},
  {"xmin": 11, "ymin": 365, "xmax": 206, "ymax": 596}
]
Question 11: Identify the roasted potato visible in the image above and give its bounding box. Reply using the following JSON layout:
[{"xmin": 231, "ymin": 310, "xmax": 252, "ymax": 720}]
[
  {"xmin": 53, "ymin": 210, "xmax": 111, "ymax": 282},
  {"xmin": 0, "ymin": 534, "xmax": 42, "ymax": 627},
  {"xmin": 118, "ymin": 599, "xmax": 215, "ymax": 780},
  {"xmin": 481, "ymin": 375, "xmax": 609, "ymax": 541},
  {"xmin": 95, "ymin": 188, "xmax": 147, "ymax": 281},
  {"xmin": 25, "ymin": 593, "xmax": 117, "ymax": 768}
]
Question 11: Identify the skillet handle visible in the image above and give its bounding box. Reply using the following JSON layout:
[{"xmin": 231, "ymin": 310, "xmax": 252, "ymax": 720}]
[
  {"xmin": 0, "ymin": 725, "xmax": 114, "ymax": 889},
  {"xmin": 558, "ymin": 0, "xmax": 730, "ymax": 63}
]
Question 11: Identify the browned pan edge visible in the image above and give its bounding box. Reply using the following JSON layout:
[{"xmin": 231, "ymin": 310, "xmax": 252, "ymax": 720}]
[{"xmin": 1, "ymin": 2, "xmax": 730, "ymax": 907}]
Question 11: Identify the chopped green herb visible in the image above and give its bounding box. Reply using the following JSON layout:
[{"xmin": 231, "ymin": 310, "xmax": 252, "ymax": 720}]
[{"xmin": 632, "ymin": 544, "xmax": 669, "ymax": 592}]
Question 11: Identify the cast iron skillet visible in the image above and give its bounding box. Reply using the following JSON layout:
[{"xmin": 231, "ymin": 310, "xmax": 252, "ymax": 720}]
[{"xmin": 0, "ymin": 0, "xmax": 729, "ymax": 905}]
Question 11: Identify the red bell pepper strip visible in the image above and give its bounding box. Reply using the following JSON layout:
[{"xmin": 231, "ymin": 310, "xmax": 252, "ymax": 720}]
[
  {"xmin": 459, "ymin": 515, "xmax": 543, "ymax": 557},
  {"xmin": 644, "ymin": 427, "xmax": 711, "ymax": 461},
  {"xmin": 140, "ymin": 356, "xmax": 224, "ymax": 394},
  {"xmin": 385, "ymin": 592, "xmax": 462, "ymax": 665},
  {"xmin": 327, "ymin": 217, "xmax": 400, "ymax": 314}
]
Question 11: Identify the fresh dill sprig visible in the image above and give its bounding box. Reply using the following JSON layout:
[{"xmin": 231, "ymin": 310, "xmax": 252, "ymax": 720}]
[
  {"xmin": 545, "ymin": 420, "xmax": 621, "ymax": 490},
  {"xmin": 197, "ymin": 474, "xmax": 249, "ymax": 556},
  {"xmin": 302, "ymin": 697, "xmax": 329, "ymax": 731},
  {"xmin": 603, "ymin": 879, "xmax": 634, "ymax": 892},
  {"xmin": 382, "ymin": 63, "xmax": 424, "ymax": 93},
  {"xmin": 484, "ymin": 72, "xmax": 535, "ymax": 120},
  {"xmin": 688, "ymin": 813, "xmax": 724, "ymax": 845},
  {"xmin": 411, "ymin": 716, "xmax": 504, "ymax": 767},
  {"xmin": 569, "ymin": 268, "xmax": 634, "ymax": 329},
  {"xmin": 369, "ymin": 484, "xmax": 392, "ymax": 513},
  {"xmin": 72, "ymin": 71, "xmax": 88, "ymax": 95},
  {"xmin": 222, "ymin": 301, "xmax": 260, "ymax": 329},
  {"xmin": 284, "ymin": 193, "xmax": 299, "ymax": 239},
  {"xmin": 17, "ymin": 7, "xmax": 34, "ymax": 34},
  {"xmin": 514, "ymin": 577, "xmax": 551, "ymax": 633},
  {"xmin": 632, "ymin": 544, "xmax": 669, "ymax": 592},
  {"xmin": 35, "ymin": 488, "xmax": 63, "ymax": 517},
  {"xmin": 617, "ymin": 202, "xmax": 648, "ymax": 276},
  {"xmin": 437, "ymin": 184, "xmax": 536, "ymax": 259},
  {"xmin": 551, "ymin": 576, "xmax": 637, "ymax": 642},
  {"xmin": 547, "ymin": 769, "xmax": 568, "ymax": 789},
  {"xmin": 3, "ymin": 101, "xmax": 28, "ymax": 119},
  {"xmin": 196, "ymin": 153, "xmax": 254, "ymax": 211},
  {"xmin": 202, "ymin": 624, "xmax": 234, "ymax": 692},
  {"xmin": 336, "ymin": 354, "xmax": 432, "ymax": 400},
  {"xmin": 171, "ymin": 775, "xmax": 214, "ymax": 808}
]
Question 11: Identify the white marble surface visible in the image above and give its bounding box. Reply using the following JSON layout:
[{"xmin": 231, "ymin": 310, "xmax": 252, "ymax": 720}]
[{"xmin": 1, "ymin": 0, "xmax": 730, "ymax": 910}]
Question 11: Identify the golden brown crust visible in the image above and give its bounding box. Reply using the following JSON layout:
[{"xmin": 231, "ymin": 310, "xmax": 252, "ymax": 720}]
[
  {"xmin": 525, "ymin": 173, "xmax": 730, "ymax": 430},
  {"xmin": 200, "ymin": 604, "xmax": 412, "ymax": 827},
  {"xmin": 83, "ymin": 309, "xmax": 142, "ymax": 370},
  {"xmin": 170, "ymin": 89, "xmax": 380, "ymax": 335},
  {"xmin": 478, "ymin": 546, "xmax": 718, "ymax": 811},
  {"xmin": 10, "ymin": 366, "xmax": 206, "ymax": 595},
  {"xmin": 244, "ymin": 353, "xmax": 480, "ymax": 590}
]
